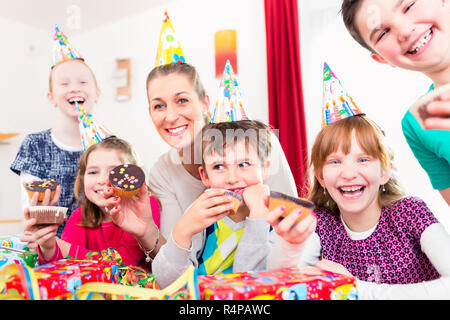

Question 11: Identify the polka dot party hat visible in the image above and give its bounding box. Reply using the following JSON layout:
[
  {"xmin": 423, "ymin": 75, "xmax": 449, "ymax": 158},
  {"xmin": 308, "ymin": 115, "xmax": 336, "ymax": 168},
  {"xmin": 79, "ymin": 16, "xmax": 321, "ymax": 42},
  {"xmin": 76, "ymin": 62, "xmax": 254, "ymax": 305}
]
[
  {"xmin": 155, "ymin": 11, "xmax": 186, "ymax": 67},
  {"xmin": 75, "ymin": 102, "xmax": 114, "ymax": 151},
  {"xmin": 322, "ymin": 62, "xmax": 363, "ymax": 127},
  {"xmin": 52, "ymin": 24, "xmax": 83, "ymax": 67},
  {"xmin": 209, "ymin": 60, "xmax": 250, "ymax": 123}
]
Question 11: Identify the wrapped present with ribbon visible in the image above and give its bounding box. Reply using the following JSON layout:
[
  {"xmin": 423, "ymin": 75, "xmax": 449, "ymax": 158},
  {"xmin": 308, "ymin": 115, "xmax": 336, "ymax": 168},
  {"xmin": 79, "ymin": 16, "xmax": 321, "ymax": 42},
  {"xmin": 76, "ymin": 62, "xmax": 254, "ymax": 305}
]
[
  {"xmin": 0, "ymin": 246, "xmax": 39, "ymax": 270},
  {"xmin": 197, "ymin": 266, "xmax": 358, "ymax": 300},
  {"xmin": 0, "ymin": 257, "xmax": 120, "ymax": 300}
]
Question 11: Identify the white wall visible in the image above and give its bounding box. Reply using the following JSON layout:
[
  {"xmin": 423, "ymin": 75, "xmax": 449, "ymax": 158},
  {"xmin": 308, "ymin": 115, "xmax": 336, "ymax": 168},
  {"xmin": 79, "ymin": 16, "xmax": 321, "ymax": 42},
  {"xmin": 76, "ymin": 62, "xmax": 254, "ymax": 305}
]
[
  {"xmin": 298, "ymin": 0, "xmax": 450, "ymax": 230},
  {"xmin": 0, "ymin": 16, "xmax": 53, "ymax": 233}
]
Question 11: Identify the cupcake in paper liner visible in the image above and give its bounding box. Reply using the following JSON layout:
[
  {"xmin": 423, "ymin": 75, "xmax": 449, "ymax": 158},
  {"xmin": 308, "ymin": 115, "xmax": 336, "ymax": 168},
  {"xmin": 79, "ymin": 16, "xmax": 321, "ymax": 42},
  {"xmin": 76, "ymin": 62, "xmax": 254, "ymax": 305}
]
[
  {"xmin": 25, "ymin": 179, "xmax": 60, "ymax": 202},
  {"xmin": 204, "ymin": 189, "xmax": 243, "ymax": 216},
  {"xmin": 109, "ymin": 164, "xmax": 145, "ymax": 198},
  {"xmin": 223, "ymin": 190, "xmax": 243, "ymax": 216},
  {"xmin": 268, "ymin": 191, "xmax": 315, "ymax": 222},
  {"xmin": 29, "ymin": 206, "xmax": 68, "ymax": 225}
]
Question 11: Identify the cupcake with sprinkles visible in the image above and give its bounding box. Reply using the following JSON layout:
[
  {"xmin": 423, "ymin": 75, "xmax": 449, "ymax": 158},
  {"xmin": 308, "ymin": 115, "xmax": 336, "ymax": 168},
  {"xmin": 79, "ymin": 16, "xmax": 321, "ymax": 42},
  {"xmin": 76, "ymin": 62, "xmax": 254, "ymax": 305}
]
[
  {"xmin": 25, "ymin": 179, "xmax": 60, "ymax": 202},
  {"xmin": 109, "ymin": 164, "xmax": 145, "ymax": 198}
]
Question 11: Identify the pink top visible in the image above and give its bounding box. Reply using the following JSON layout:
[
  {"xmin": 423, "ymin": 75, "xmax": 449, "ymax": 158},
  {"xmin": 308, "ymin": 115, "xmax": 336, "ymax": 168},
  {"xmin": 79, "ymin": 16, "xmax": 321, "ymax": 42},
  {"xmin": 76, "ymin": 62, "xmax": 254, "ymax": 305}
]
[{"xmin": 38, "ymin": 196, "xmax": 160, "ymax": 267}]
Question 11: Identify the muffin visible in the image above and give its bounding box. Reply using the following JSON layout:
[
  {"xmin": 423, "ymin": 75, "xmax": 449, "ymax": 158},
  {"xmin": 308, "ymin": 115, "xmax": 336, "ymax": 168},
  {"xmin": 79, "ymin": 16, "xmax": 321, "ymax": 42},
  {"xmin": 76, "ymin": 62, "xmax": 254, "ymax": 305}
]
[
  {"xmin": 268, "ymin": 191, "xmax": 315, "ymax": 222},
  {"xmin": 409, "ymin": 83, "xmax": 450, "ymax": 128},
  {"xmin": 25, "ymin": 179, "xmax": 60, "ymax": 202},
  {"xmin": 109, "ymin": 164, "xmax": 145, "ymax": 197},
  {"xmin": 28, "ymin": 206, "xmax": 68, "ymax": 225},
  {"xmin": 224, "ymin": 190, "xmax": 243, "ymax": 216}
]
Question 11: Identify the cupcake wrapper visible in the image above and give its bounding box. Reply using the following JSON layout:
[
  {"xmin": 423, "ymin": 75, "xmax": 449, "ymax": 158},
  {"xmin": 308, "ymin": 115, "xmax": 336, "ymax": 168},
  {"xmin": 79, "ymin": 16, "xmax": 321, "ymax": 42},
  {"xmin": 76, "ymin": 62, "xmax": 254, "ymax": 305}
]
[
  {"xmin": 27, "ymin": 190, "xmax": 56, "ymax": 202},
  {"xmin": 112, "ymin": 186, "xmax": 140, "ymax": 198},
  {"xmin": 29, "ymin": 206, "xmax": 68, "ymax": 225}
]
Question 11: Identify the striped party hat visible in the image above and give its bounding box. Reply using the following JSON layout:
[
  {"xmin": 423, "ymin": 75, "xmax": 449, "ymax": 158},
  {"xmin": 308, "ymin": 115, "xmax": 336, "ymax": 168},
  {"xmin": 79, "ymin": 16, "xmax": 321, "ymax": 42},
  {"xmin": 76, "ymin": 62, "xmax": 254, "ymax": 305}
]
[
  {"xmin": 155, "ymin": 11, "xmax": 186, "ymax": 67},
  {"xmin": 209, "ymin": 60, "xmax": 249, "ymax": 123},
  {"xmin": 322, "ymin": 62, "xmax": 363, "ymax": 127},
  {"xmin": 75, "ymin": 102, "xmax": 114, "ymax": 151},
  {"xmin": 52, "ymin": 24, "xmax": 83, "ymax": 67}
]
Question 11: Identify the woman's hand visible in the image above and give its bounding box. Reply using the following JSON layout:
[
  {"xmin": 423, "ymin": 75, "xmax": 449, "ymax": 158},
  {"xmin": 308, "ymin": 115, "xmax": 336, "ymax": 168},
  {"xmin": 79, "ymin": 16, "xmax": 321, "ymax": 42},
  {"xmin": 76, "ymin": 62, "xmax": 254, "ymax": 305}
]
[
  {"xmin": 20, "ymin": 207, "xmax": 58, "ymax": 259},
  {"xmin": 424, "ymin": 91, "xmax": 450, "ymax": 130},
  {"xmin": 315, "ymin": 259, "xmax": 353, "ymax": 277},
  {"xmin": 172, "ymin": 188, "xmax": 234, "ymax": 249},
  {"xmin": 266, "ymin": 205, "xmax": 317, "ymax": 245}
]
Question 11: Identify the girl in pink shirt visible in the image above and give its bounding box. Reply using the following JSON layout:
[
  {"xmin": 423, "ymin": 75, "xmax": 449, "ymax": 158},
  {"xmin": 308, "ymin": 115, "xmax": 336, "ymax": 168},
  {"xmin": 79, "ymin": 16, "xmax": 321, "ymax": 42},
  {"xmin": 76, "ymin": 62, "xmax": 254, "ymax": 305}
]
[{"xmin": 24, "ymin": 137, "xmax": 160, "ymax": 267}]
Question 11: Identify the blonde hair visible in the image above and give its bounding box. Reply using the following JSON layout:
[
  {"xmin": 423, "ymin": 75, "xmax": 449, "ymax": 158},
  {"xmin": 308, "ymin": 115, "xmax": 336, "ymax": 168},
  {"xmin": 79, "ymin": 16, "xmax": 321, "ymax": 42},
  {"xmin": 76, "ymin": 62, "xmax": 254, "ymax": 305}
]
[
  {"xmin": 309, "ymin": 115, "xmax": 405, "ymax": 214},
  {"xmin": 49, "ymin": 59, "xmax": 99, "ymax": 92},
  {"xmin": 74, "ymin": 137, "xmax": 160, "ymax": 227}
]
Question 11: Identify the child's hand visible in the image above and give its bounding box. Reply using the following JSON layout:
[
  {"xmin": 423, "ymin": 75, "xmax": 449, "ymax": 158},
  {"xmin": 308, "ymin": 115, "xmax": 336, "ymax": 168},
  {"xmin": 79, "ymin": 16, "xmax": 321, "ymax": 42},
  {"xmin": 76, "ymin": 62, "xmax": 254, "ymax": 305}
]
[
  {"xmin": 424, "ymin": 92, "xmax": 450, "ymax": 130},
  {"xmin": 242, "ymin": 184, "xmax": 270, "ymax": 219},
  {"xmin": 266, "ymin": 205, "xmax": 317, "ymax": 245},
  {"xmin": 22, "ymin": 207, "xmax": 58, "ymax": 259},
  {"xmin": 315, "ymin": 259, "xmax": 353, "ymax": 277},
  {"xmin": 172, "ymin": 189, "xmax": 234, "ymax": 249},
  {"xmin": 23, "ymin": 182, "xmax": 61, "ymax": 207},
  {"xmin": 106, "ymin": 184, "xmax": 154, "ymax": 239}
]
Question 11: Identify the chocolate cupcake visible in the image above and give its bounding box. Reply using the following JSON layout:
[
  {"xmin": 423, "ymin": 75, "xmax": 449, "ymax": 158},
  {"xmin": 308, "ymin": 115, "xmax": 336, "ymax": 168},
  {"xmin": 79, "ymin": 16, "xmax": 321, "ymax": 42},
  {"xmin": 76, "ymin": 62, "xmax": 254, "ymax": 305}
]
[
  {"xmin": 224, "ymin": 190, "xmax": 243, "ymax": 216},
  {"xmin": 109, "ymin": 164, "xmax": 145, "ymax": 197},
  {"xmin": 25, "ymin": 179, "xmax": 60, "ymax": 202},
  {"xmin": 268, "ymin": 191, "xmax": 315, "ymax": 222},
  {"xmin": 29, "ymin": 206, "xmax": 68, "ymax": 225}
]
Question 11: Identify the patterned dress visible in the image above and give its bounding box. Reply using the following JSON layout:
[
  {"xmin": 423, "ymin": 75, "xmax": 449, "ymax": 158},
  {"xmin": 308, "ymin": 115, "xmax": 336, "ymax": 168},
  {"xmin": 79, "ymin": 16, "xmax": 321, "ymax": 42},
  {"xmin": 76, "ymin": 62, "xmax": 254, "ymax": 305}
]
[
  {"xmin": 315, "ymin": 197, "xmax": 440, "ymax": 284},
  {"xmin": 10, "ymin": 129, "xmax": 83, "ymax": 237}
]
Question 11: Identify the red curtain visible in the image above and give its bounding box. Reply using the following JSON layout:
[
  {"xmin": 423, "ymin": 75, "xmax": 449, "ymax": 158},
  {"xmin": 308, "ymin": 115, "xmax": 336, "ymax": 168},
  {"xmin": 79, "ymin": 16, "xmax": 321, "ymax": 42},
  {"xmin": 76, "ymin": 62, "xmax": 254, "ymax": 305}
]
[{"xmin": 264, "ymin": 0, "xmax": 309, "ymax": 197}]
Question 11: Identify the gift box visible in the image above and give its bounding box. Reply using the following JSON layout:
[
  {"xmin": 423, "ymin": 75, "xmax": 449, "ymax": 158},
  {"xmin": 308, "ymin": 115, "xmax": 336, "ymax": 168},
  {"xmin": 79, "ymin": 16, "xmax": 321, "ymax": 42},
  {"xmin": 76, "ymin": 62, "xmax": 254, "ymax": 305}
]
[
  {"xmin": 1, "ymin": 258, "xmax": 120, "ymax": 300},
  {"xmin": 0, "ymin": 246, "xmax": 39, "ymax": 269},
  {"xmin": 0, "ymin": 233, "xmax": 28, "ymax": 250},
  {"xmin": 197, "ymin": 266, "xmax": 358, "ymax": 300}
]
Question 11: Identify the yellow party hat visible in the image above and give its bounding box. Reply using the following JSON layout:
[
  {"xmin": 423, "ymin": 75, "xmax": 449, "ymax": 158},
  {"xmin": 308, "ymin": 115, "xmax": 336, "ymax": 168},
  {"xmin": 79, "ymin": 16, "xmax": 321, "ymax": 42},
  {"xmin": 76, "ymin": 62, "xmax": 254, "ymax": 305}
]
[{"xmin": 155, "ymin": 12, "xmax": 186, "ymax": 67}]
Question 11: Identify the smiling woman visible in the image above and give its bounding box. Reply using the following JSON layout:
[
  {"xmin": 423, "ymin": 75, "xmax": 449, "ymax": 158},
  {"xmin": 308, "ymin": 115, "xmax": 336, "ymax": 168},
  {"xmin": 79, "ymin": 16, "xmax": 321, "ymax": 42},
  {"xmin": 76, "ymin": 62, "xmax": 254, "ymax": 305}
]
[{"xmin": 144, "ymin": 62, "xmax": 298, "ymax": 242}]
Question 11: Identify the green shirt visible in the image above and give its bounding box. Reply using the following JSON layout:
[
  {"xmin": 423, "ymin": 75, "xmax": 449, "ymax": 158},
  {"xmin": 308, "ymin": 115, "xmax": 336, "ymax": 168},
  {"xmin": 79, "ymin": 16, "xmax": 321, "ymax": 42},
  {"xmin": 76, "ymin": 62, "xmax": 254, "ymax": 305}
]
[{"xmin": 401, "ymin": 85, "xmax": 450, "ymax": 190}]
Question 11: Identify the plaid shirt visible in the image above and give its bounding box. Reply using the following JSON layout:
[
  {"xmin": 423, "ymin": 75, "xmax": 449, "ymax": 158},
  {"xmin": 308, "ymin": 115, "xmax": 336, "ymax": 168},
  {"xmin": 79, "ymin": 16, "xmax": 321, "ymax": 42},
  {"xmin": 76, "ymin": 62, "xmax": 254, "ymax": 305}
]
[{"xmin": 10, "ymin": 129, "xmax": 82, "ymax": 237}]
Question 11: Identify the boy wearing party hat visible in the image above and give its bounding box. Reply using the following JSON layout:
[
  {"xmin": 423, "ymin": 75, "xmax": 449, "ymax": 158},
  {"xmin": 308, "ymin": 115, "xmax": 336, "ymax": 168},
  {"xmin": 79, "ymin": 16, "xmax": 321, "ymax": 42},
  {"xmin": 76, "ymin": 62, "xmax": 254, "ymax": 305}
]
[
  {"xmin": 152, "ymin": 61, "xmax": 275, "ymax": 288},
  {"xmin": 11, "ymin": 25, "xmax": 102, "ymax": 237}
]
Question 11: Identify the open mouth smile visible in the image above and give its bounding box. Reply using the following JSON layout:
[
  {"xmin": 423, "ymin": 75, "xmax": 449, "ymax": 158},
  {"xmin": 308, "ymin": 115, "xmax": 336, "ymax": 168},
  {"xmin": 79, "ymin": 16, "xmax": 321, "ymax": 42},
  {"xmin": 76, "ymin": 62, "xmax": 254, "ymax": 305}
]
[
  {"xmin": 68, "ymin": 96, "xmax": 86, "ymax": 105},
  {"xmin": 165, "ymin": 124, "xmax": 188, "ymax": 136},
  {"xmin": 339, "ymin": 185, "xmax": 365, "ymax": 198},
  {"xmin": 407, "ymin": 28, "xmax": 433, "ymax": 55}
]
